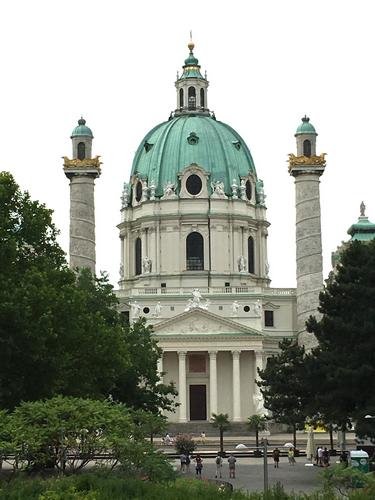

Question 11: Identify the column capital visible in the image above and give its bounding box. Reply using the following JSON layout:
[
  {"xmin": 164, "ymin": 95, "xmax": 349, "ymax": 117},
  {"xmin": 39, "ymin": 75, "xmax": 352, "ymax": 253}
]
[
  {"xmin": 208, "ymin": 350, "xmax": 218, "ymax": 358},
  {"xmin": 231, "ymin": 350, "xmax": 241, "ymax": 359},
  {"xmin": 178, "ymin": 350, "xmax": 187, "ymax": 359}
]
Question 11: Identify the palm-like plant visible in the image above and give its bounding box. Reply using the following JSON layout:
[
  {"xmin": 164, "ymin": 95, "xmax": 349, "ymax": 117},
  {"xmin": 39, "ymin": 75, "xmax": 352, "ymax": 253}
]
[
  {"xmin": 247, "ymin": 414, "xmax": 267, "ymax": 450},
  {"xmin": 210, "ymin": 413, "xmax": 231, "ymax": 455}
]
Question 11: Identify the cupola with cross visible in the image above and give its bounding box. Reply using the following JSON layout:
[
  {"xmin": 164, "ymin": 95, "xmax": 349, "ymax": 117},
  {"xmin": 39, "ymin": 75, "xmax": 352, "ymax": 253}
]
[{"xmin": 175, "ymin": 37, "xmax": 209, "ymax": 115}]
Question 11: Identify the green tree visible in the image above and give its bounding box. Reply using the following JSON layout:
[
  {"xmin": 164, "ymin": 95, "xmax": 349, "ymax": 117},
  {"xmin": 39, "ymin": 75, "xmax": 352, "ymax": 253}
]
[
  {"xmin": 112, "ymin": 318, "xmax": 177, "ymax": 414},
  {"xmin": 306, "ymin": 240, "xmax": 375, "ymax": 436},
  {"xmin": 210, "ymin": 413, "xmax": 230, "ymax": 455},
  {"xmin": 247, "ymin": 414, "xmax": 267, "ymax": 450},
  {"xmin": 257, "ymin": 339, "xmax": 309, "ymax": 448},
  {"xmin": 0, "ymin": 172, "xmax": 176, "ymax": 413}
]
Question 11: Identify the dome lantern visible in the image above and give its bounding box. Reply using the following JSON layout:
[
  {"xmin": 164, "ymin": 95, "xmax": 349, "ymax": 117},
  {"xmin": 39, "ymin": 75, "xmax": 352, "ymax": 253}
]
[{"xmin": 175, "ymin": 38, "xmax": 209, "ymax": 116}]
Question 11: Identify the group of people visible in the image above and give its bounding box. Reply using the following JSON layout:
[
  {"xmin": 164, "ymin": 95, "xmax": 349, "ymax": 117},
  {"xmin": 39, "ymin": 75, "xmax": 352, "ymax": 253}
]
[
  {"xmin": 271, "ymin": 447, "xmax": 296, "ymax": 468},
  {"xmin": 316, "ymin": 446, "xmax": 330, "ymax": 467},
  {"xmin": 179, "ymin": 452, "xmax": 237, "ymax": 479}
]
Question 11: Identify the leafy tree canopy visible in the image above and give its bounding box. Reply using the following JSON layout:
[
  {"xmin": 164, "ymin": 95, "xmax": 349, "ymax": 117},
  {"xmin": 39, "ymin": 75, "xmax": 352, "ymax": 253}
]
[
  {"xmin": 0, "ymin": 172, "xmax": 176, "ymax": 414},
  {"xmin": 306, "ymin": 240, "xmax": 375, "ymax": 430}
]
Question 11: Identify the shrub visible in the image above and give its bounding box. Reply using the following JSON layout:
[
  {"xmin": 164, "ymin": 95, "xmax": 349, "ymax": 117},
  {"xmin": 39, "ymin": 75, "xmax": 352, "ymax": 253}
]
[{"xmin": 174, "ymin": 434, "xmax": 196, "ymax": 455}]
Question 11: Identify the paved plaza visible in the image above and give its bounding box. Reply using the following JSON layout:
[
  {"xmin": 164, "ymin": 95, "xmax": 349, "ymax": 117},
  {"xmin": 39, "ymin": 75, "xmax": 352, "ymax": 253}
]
[{"xmin": 174, "ymin": 456, "xmax": 327, "ymax": 494}]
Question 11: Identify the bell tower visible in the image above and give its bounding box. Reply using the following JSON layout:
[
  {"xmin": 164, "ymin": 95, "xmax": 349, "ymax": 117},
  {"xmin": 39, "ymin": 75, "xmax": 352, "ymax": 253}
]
[
  {"xmin": 289, "ymin": 116, "xmax": 326, "ymax": 349},
  {"xmin": 63, "ymin": 118, "xmax": 101, "ymax": 274}
]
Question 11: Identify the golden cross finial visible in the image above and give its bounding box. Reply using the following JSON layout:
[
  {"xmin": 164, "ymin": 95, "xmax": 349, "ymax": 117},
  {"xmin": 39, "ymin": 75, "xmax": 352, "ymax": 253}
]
[{"xmin": 188, "ymin": 30, "xmax": 194, "ymax": 51}]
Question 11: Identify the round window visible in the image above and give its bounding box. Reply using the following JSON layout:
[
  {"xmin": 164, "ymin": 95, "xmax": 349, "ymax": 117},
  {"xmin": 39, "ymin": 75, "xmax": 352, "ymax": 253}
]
[
  {"xmin": 135, "ymin": 181, "xmax": 143, "ymax": 202},
  {"xmin": 244, "ymin": 305, "xmax": 250, "ymax": 312},
  {"xmin": 245, "ymin": 180, "xmax": 252, "ymax": 200},
  {"xmin": 143, "ymin": 307, "xmax": 150, "ymax": 314},
  {"xmin": 186, "ymin": 174, "xmax": 202, "ymax": 196}
]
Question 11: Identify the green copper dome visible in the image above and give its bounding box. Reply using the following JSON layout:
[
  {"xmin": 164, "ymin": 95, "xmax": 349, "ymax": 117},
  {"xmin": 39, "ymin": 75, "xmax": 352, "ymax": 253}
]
[
  {"xmin": 131, "ymin": 115, "xmax": 257, "ymax": 197},
  {"xmin": 348, "ymin": 215, "xmax": 375, "ymax": 242},
  {"xmin": 295, "ymin": 115, "xmax": 317, "ymax": 136},
  {"xmin": 71, "ymin": 117, "xmax": 93, "ymax": 138}
]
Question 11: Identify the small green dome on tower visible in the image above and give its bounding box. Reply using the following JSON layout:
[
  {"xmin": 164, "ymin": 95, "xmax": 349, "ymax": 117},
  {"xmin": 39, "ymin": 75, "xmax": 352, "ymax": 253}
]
[
  {"xmin": 178, "ymin": 40, "xmax": 205, "ymax": 80},
  {"xmin": 71, "ymin": 117, "xmax": 93, "ymax": 138},
  {"xmin": 347, "ymin": 202, "xmax": 375, "ymax": 241},
  {"xmin": 295, "ymin": 115, "xmax": 317, "ymax": 136}
]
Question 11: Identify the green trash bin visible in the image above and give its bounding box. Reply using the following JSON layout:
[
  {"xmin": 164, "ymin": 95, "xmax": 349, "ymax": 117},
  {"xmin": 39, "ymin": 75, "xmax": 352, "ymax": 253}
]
[{"xmin": 350, "ymin": 450, "xmax": 369, "ymax": 473}]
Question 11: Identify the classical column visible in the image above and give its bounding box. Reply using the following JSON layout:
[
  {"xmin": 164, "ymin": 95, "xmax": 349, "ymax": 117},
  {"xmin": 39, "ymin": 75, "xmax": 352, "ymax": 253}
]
[
  {"xmin": 209, "ymin": 351, "xmax": 218, "ymax": 417},
  {"xmin": 178, "ymin": 351, "xmax": 187, "ymax": 422},
  {"xmin": 232, "ymin": 350, "xmax": 241, "ymax": 422},
  {"xmin": 157, "ymin": 352, "xmax": 164, "ymax": 383}
]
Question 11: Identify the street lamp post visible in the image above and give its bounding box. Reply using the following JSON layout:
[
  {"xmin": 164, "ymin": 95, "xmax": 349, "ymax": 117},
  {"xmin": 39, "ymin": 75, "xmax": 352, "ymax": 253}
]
[{"xmin": 261, "ymin": 438, "xmax": 268, "ymax": 493}]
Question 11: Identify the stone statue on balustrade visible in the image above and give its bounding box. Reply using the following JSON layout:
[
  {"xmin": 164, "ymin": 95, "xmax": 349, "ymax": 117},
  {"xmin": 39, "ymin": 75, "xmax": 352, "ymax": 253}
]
[
  {"xmin": 232, "ymin": 300, "xmax": 240, "ymax": 316},
  {"xmin": 254, "ymin": 299, "xmax": 262, "ymax": 317},
  {"xmin": 153, "ymin": 301, "xmax": 163, "ymax": 318},
  {"xmin": 253, "ymin": 387, "xmax": 268, "ymax": 416},
  {"xmin": 211, "ymin": 180, "xmax": 226, "ymax": 198},
  {"xmin": 185, "ymin": 288, "xmax": 210, "ymax": 312},
  {"xmin": 256, "ymin": 179, "xmax": 266, "ymax": 207},
  {"xmin": 240, "ymin": 179, "xmax": 247, "ymax": 200},
  {"xmin": 238, "ymin": 255, "xmax": 247, "ymax": 272},
  {"xmin": 121, "ymin": 183, "xmax": 130, "ymax": 209},
  {"xmin": 142, "ymin": 256, "xmax": 152, "ymax": 274},
  {"xmin": 119, "ymin": 263, "xmax": 124, "ymax": 280},
  {"xmin": 162, "ymin": 181, "xmax": 177, "ymax": 199},
  {"xmin": 130, "ymin": 301, "xmax": 142, "ymax": 320}
]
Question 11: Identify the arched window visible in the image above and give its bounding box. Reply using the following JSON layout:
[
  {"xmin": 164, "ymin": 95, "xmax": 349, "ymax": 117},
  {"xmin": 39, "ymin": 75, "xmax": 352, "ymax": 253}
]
[
  {"xmin": 188, "ymin": 86, "xmax": 196, "ymax": 109},
  {"xmin": 179, "ymin": 88, "xmax": 184, "ymax": 108},
  {"xmin": 248, "ymin": 236, "xmax": 254, "ymax": 274},
  {"xmin": 200, "ymin": 88, "xmax": 205, "ymax": 108},
  {"xmin": 77, "ymin": 142, "xmax": 85, "ymax": 160},
  {"xmin": 135, "ymin": 238, "xmax": 142, "ymax": 276},
  {"xmin": 186, "ymin": 232, "xmax": 204, "ymax": 270},
  {"xmin": 303, "ymin": 139, "xmax": 311, "ymax": 157}
]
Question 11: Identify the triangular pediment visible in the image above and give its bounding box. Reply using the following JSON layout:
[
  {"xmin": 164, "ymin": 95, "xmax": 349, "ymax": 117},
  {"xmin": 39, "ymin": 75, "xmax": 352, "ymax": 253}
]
[{"xmin": 152, "ymin": 308, "xmax": 263, "ymax": 337}]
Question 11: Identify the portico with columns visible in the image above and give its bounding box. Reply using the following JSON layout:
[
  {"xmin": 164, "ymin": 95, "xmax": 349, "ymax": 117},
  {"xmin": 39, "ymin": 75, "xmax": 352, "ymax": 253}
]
[{"xmin": 152, "ymin": 308, "xmax": 278, "ymax": 423}]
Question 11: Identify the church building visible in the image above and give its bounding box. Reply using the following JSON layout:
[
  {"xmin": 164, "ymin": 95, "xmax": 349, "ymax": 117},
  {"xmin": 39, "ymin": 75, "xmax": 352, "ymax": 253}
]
[{"xmin": 63, "ymin": 40, "xmax": 328, "ymax": 424}]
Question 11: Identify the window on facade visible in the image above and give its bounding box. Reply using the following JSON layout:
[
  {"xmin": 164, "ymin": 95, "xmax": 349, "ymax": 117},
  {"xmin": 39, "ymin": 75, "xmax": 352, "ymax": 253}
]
[
  {"xmin": 246, "ymin": 180, "xmax": 252, "ymax": 200},
  {"xmin": 248, "ymin": 236, "xmax": 254, "ymax": 273},
  {"xmin": 77, "ymin": 142, "xmax": 85, "ymax": 160},
  {"xmin": 135, "ymin": 237, "xmax": 142, "ymax": 275},
  {"xmin": 189, "ymin": 354, "xmax": 206, "ymax": 373},
  {"xmin": 186, "ymin": 174, "xmax": 202, "ymax": 195},
  {"xmin": 200, "ymin": 88, "xmax": 205, "ymax": 108},
  {"xmin": 264, "ymin": 310, "xmax": 274, "ymax": 327},
  {"xmin": 186, "ymin": 232, "xmax": 204, "ymax": 270},
  {"xmin": 135, "ymin": 181, "xmax": 143, "ymax": 202},
  {"xmin": 179, "ymin": 88, "xmax": 184, "ymax": 107},
  {"xmin": 303, "ymin": 139, "xmax": 311, "ymax": 157},
  {"xmin": 188, "ymin": 86, "xmax": 196, "ymax": 109}
]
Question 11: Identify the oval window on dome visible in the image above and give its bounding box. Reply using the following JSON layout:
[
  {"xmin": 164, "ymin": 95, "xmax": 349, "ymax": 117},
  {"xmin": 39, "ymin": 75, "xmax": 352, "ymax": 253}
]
[
  {"xmin": 246, "ymin": 180, "xmax": 252, "ymax": 200},
  {"xmin": 186, "ymin": 174, "xmax": 202, "ymax": 196},
  {"xmin": 135, "ymin": 181, "xmax": 143, "ymax": 202}
]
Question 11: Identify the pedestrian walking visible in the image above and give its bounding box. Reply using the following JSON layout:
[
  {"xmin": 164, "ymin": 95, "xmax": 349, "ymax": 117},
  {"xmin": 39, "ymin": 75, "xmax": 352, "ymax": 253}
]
[
  {"xmin": 200, "ymin": 431, "xmax": 206, "ymax": 444},
  {"xmin": 322, "ymin": 447, "xmax": 330, "ymax": 467},
  {"xmin": 195, "ymin": 454, "xmax": 203, "ymax": 477},
  {"xmin": 180, "ymin": 453, "xmax": 187, "ymax": 472},
  {"xmin": 288, "ymin": 447, "xmax": 295, "ymax": 465},
  {"xmin": 317, "ymin": 446, "xmax": 323, "ymax": 467},
  {"xmin": 227, "ymin": 453, "xmax": 237, "ymax": 478},
  {"xmin": 215, "ymin": 453, "xmax": 223, "ymax": 478},
  {"xmin": 185, "ymin": 453, "xmax": 191, "ymax": 472},
  {"xmin": 272, "ymin": 447, "xmax": 280, "ymax": 468}
]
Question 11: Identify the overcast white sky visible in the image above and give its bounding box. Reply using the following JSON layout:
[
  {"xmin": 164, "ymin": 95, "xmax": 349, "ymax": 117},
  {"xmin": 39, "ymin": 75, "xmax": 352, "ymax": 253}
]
[{"xmin": 1, "ymin": 0, "xmax": 374, "ymax": 288}]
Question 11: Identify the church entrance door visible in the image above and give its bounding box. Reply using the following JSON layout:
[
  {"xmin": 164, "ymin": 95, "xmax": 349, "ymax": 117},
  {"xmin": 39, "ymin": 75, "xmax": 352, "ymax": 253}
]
[{"xmin": 189, "ymin": 385, "xmax": 207, "ymax": 420}]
